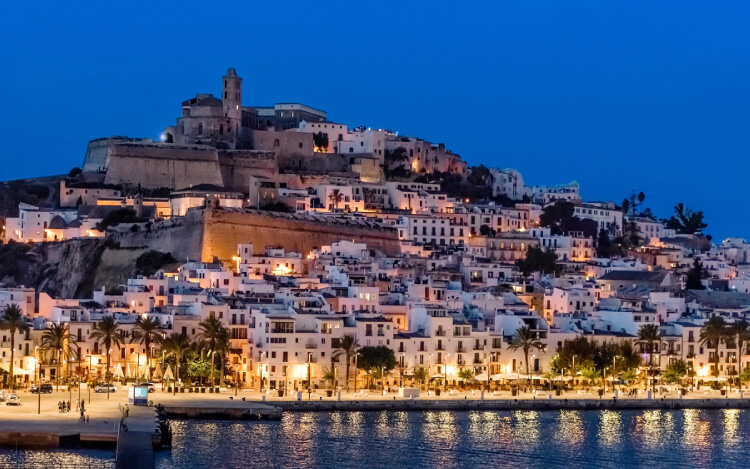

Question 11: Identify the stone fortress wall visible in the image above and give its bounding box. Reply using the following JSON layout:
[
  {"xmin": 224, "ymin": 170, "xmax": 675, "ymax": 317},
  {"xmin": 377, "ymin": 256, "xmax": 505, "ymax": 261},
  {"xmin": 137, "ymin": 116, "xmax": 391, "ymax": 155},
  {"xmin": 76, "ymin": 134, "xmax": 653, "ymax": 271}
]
[{"xmin": 112, "ymin": 208, "xmax": 401, "ymax": 265}]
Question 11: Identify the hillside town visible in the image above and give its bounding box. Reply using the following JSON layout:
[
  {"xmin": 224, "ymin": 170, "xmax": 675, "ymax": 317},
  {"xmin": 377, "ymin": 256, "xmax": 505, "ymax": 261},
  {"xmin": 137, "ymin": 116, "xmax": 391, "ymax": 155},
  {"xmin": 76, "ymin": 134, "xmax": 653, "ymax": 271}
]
[{"xmin": 0, "ymin": 68, "xmax": 746, "ymax": 399}]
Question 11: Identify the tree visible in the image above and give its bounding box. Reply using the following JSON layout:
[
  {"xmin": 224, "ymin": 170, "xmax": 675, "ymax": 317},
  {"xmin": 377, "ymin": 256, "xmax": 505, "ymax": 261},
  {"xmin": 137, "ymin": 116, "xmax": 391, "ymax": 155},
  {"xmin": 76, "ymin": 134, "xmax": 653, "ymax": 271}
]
[
  {"xmin": 637, "ymin": 324, "xmax": 661, "ymax": 395},
  {"xmin": 700, "ymin": 316, "xmax": 729, "ymax": 378},
  {"xmin": 357, "ymin": 346, "xmax": 397, "ymax": 389},
  {"xmin": 68, "ymin": 167, "xmax": 83, "ymax": 177},
  {"xmin": 197, "ymin": 317, "xmax": 228, "ymax": 387},
  {"xmin": 637, "ymin": 192, "xmax": 646, "ymax": 213},
  {"xmin": 413, "ymin": 366, "xmax": 428, "ymax": 390},
  {"xmin": 686, "ymin": 259, "xmax": 706, "ymax": 290},
  {"xmin": 161, "ymin": 333, "xmax": 192, "ymax": 390},
  {"xmin": 131, "ymin": 316, "xmax": 162, "ymax": 381},
  {"xmin": 135, "ymin": 251, "xmax": 177, "ymax": 277},
  {"xmin": 581, "ymin": 367, "xmax": 602, "ymax": 389},
  {"xmin": 663, "ymin": 359, "xmax": 688, "ymax": 385},
  {"xmin": 214, "ymin": 327, "xmax": 231, "ymax": 388},
  {"xmin": 384, "ymin": 147, "xmax": 410, "ymax": 170},
  {"xmin": 730, "ymin": 320, "xmax": 750, "ymax": 394},
  {"xmin": 507, "ymin": 325, "xmax": 545, "ymax": 389},
  {"xmin": 516, "ymin": 246, "xmax": 559, "ymax": 277},
  {"xmin": 467, "ymin": 165, "xmax": 493, "ymax": 187},
  {"xmin": 596, "ymin": 229, "xmax": 614, "ymax": 258},
  {"xmin": 336, "ymin": 334, "xmax": 360, "ymax": 391},
  {"xmin": 89, "ymin": 316, "xmax": 125, "ymax": 397},
  {"xmin": 95, "ymin": 208, "xmax": 140, "ymax": 232},
  {"xmin": 458, "ymin": 368, "xmax": 475, "ymax": 384},
  {"xmin": 40, "ymin": 323, "xmax": 72, "ymax": 391},
  {"xmin": 621, "ymin": 199, "xmax": 631, "ymax": 217},
  {"xmin": 328, "ymin": 189, "xmax": 344, "ymax": 211},
  {"xmin": 321, "ymin": 367, "xmax": 336, "ymax": 389},
  {"xmin": 539, "ymin": 201, "xmax": 577, "ymax": 235},
  {"xmin": 312, "ymin": 132, "xmax": 329, "ymax": 152},
  {"xmin": 665, "ymin": 203, "xmax": 707, "ymax": 234},
  {"xmin": 0, "ymin": 305, "xmax": 29, "ymax": 391},
  {"xmin": 479, "ymin": 224, "xmax": 496, "ymax": 237}
]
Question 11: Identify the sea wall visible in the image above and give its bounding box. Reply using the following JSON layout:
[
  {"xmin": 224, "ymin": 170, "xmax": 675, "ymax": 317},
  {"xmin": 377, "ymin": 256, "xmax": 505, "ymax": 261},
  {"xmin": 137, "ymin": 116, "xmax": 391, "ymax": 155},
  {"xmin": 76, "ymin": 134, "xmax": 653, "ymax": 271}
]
[{"xmin": 273, "ymin": 397, "xmax": 750, "ymax": 412}]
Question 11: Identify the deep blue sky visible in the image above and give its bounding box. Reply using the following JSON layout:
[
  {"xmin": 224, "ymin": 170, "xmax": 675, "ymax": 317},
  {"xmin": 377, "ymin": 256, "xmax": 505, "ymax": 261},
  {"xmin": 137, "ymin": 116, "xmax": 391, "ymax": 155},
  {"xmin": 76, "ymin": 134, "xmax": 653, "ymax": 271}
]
[{"xmin": 2, "ymin": 1, "xmax": 749, "ymax": 239}]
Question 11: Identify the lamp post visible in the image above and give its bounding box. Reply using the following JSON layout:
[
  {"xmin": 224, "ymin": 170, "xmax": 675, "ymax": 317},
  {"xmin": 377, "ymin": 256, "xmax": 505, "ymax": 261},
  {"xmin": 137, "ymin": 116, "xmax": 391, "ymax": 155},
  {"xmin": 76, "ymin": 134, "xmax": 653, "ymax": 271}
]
[
  {"xmin": 444, "ymin": 354, "xmax": 449, "ymax": 391},
  {"xmin": 307, "ymin": 352, "xmax": 313, "ymax": 399},
  {"xmin": 259, "ymin": 351, "xmax": 264, "ymax": 393},
  {"xmin": 354, "ymin": 352, "xmax": 359, "ymax": 393},
  {"xmin": 35, "ymin": 347, "xmax": 40, "ymax": 415},
  {"xmin": 88, "ymin": 355, "xmax": 92, "ymax": 404},
  {"xmin": 136, "ymin": 352, "xmax": 140, "ymax": 384},
  {"xmin": 107, "ymin": 349, "xmax": 111, "ymax": 400},
  {"xmin": 572, "ymin": 355, "xmax": 576, "ymax": 389},
  {"xmin": 162, "ymin": 350, "xmax": 166, "ymax": 392}
]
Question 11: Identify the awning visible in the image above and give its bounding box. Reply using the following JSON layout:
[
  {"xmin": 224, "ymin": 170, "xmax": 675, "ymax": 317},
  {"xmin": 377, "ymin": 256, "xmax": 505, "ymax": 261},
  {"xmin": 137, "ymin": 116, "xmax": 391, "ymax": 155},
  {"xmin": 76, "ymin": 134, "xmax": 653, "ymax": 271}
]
[{"xmin": 0, "ymin": 364, "xmax": 31, "ymax": 375}]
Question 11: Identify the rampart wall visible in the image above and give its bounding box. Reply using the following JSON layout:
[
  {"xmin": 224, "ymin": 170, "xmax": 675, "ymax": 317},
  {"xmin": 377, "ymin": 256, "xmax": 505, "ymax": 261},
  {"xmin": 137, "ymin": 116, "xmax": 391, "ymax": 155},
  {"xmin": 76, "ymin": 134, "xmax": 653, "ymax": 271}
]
[{"xmin": 102, "ymin": 143, "xmax": 223, "ymax": 190}]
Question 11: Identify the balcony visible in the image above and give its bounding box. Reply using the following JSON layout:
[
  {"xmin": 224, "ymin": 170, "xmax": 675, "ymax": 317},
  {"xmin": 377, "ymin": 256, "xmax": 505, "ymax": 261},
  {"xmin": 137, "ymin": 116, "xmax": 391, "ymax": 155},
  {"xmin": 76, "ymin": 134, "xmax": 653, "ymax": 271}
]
[
  {"xmin": 435, "ymin": 345, "xmax": 445, "ymax": 351},
  {"xmin": 305, "ymin": 341, "xmax": 318, "ymax": 349},
  {"xmin": 456, "ymin": 346, "xmax": 466, "ymax": 353},
  {"xmin": 473, "ymin": 344, "xmax": 484, "ymax": 351},
  {"xmin": 435, "ymin": 330, "xmax": 446, "ymax": 337},
  {"xmin": 473, "ymin": 358, "xmax": 483, "ymax": 364}
]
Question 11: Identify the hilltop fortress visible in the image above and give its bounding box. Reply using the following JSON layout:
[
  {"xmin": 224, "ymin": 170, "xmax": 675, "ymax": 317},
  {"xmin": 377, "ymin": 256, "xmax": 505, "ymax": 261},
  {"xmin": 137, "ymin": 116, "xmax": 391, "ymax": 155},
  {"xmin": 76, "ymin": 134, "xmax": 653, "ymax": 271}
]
[{"xmin": 82, "ymin": 68, "xmax": 466, "ymax": 192}]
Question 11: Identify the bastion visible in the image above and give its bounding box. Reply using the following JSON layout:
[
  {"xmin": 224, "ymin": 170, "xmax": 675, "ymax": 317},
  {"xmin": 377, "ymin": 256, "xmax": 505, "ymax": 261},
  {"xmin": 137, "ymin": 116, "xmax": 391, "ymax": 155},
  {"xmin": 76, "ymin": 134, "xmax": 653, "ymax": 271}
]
[{"xmin": 113, "ymin": 208, "xmax": 401, "ymax": 264}]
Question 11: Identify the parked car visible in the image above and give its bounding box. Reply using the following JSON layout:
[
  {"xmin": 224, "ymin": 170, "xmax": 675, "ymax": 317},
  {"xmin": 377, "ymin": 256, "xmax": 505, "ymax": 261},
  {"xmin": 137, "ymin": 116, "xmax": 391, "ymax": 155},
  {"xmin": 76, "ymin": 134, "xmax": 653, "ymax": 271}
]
[
  {"xmin": 6, "ymin": 394, "xmax": 21, "ymax": 406},
  {"xmin": 30, "ymin": 384, "xmax": 53, "ymax": 394},
  {"xmin": 94, "ymin": 384, "xmax": 117, "ymax": 393},
  {"xmin": 138, "ymin": 383, "xmax": 156, "ymax": 393}
]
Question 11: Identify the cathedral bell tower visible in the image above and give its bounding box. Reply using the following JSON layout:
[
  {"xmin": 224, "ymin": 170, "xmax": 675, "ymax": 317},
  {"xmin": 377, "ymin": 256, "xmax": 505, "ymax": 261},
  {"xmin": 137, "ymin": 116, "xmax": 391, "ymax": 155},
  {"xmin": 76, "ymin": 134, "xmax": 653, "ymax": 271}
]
[{"xmin": 222, "ymin": 68, "xmax": 242, "ymax": 142}]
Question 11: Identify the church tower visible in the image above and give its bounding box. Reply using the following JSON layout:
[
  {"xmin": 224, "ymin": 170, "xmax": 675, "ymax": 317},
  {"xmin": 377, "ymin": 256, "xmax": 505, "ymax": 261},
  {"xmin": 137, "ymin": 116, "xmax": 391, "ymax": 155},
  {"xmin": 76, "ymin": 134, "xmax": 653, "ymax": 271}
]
[{"xmin": 222, "ymin": 68, "xmax": 242, "ymax": 126}]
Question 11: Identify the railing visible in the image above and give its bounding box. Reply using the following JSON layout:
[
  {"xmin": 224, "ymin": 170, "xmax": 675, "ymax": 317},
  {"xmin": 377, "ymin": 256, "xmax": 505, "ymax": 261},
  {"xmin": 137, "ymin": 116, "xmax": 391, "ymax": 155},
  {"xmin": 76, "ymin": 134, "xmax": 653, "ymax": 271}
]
[
  {"xmin": 305, "ymin": 341, "xmax": 318, "ymax": 349},
  {"xmin": 435, "ymin": 345, "xmax": 445, "ymax": 351},
  {"xmin": 456, "ymin": 346, "xmax": 466, "ymax": 353},
  {"xmin": 435, "ymin": 330, "xmax": 446, "ymax": 337},
  {"xmin": 473, "ymin": 344, "xmax": 484, "ymax": 350}
]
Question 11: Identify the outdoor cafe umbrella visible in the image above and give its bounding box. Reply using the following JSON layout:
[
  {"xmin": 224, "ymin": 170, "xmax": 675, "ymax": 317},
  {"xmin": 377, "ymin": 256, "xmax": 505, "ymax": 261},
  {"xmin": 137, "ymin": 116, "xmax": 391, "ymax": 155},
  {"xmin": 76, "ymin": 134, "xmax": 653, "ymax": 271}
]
[
  {"xmin": 163, "ymin": 365, "xmax": 174, "ymax": 381},
  {"xmin": 490, "ymin": 373, "xmax": 516, "ymax": 381},
  {"xmin": 474, "ymin": 373, "xmax": 489, "ymax": 381},
  {"xmin": 113, "ymin": 364, "xmax": 124, "ymax": 379},
  {"xmin": 430, "ymin": 373, "xmax": 444, "ymax": 379}
]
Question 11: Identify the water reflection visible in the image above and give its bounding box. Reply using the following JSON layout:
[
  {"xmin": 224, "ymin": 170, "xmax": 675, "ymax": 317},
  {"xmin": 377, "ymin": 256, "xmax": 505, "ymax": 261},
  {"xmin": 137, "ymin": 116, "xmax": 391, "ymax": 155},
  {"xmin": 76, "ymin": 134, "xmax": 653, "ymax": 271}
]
[
  {"xmin": 598, "ymin": 410, "xmax": 622, "ymax": 447},
  {"xmin": 511, "ymin": 411, "xmax": 540, "ymax": 445},
  {"xmin": 555, "ymin": 410, "xmax": 584, "ymax": 446},
  {"xmin": 722, "ymin": 409, "xmax": 739, "ymax": 446},
  {"xmin": 146, "ymin": 410, "xmax": 750, "ymax": 468}
]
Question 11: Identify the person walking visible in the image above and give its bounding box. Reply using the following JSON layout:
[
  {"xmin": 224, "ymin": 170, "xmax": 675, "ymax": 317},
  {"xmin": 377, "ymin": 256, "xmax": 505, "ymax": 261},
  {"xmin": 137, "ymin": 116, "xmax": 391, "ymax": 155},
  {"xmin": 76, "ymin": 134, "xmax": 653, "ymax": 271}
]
[{"xmin": 125, "ymin": 404, "xmax": 129, "ymax": 417}]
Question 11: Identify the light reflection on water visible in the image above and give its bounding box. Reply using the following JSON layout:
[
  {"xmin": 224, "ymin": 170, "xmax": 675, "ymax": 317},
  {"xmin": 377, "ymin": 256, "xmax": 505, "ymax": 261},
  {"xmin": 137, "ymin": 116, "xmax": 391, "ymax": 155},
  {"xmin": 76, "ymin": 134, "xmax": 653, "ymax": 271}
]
[
  {"xmin": 151, "ymin": 409, "xmax": 750, "ymax": 468},
  {"xmin": 2, "ymin": 409, "xmax": 746, "ymax": 468}
]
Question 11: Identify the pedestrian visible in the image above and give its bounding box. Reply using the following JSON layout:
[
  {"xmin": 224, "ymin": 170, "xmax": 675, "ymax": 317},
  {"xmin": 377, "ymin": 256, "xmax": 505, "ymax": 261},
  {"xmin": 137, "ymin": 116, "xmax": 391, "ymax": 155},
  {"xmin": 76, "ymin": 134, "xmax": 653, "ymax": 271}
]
[
  {"xmin": 125, "ymin": 404, "xmax": 129, "ymax": 417},
  {"xmin": 67, "ymin": 400, "xmax": 71, "ymax": 412},
  {"xmin": 81, "ymin": 399, "xmax": 85, "ymax": 412},
  {"xmin": 58, "ymin": 401, "xmax": 62, "ymax": 413}
]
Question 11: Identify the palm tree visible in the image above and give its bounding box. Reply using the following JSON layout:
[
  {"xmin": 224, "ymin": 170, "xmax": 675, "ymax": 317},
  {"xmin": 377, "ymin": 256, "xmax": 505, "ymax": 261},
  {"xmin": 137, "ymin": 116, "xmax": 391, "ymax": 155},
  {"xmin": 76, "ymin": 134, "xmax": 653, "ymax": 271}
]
[
  {"xmin": 507, "ymin": 325, "xmax": 544, "ymax": 390},
  {"xmin": 215, "ymin": 327, "xmax": 231, "ymax": 390},
  {"xmin": 700, "ymin": 316, "xmax": 728, "ymax": 379},
  {"xmin": 161, "ymin": 333, "xmax": 192, "ymax": 392},
  {"xmin": 89, "ymin": 316, "xmax": 125, "ymax": 399},
  {"xmin": 413, "ymin": 366, "xmax": 428, "ymax": 390},
  {"xmin": 328, "ymin": 189, "xmax": 344, "ymax": 211},
  {"xmin": 40, "ymin": 323, "xmax": 72, "ymax": 391},
  {"xmin": 0, "ymin": 305, "xmax": 29, "ymax": 391},
  {"xmin": 197, "ymin": 317, "xmax": 227, "ymax": 387},
  {"xmin": 729, "ymin": 319, "xmax": 750, "ymax": 394},
  {"xmin": 336, "ymin": 334, "xmax": 360, "ymax": 391},
  {"xmin": 131, "ymin": 316, "xmax": 162, "ymax": 382},
  {"xmin": 637, "ymin": 324, "xmax": 661, "ymax": 395}
]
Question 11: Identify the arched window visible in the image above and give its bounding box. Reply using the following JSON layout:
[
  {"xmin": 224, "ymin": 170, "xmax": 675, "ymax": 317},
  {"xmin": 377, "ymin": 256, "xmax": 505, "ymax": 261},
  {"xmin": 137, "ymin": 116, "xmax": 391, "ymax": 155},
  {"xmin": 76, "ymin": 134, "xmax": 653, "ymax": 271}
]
[{"xmin": 198, "ymin": 123, "xmax": 203, "ymax": 135}]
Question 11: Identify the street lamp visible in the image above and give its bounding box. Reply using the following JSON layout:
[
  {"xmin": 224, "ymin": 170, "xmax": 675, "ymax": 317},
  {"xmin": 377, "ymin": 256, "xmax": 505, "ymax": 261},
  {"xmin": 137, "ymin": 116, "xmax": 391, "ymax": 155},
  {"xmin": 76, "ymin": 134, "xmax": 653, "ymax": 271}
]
[
  {"xmin": 259, "ymin": 351, "xmax": 264, "ymax": 393},
  {"xmin": 444, "ymin": 354, "xmax": 450, "ymax": 391},
  {"xmin": 307, "ymin": 352, "xmax": 313, "ymax": 399},
  {"xmin": 35, "ymin": 346, "xmax": 40, "ymax": 415}
]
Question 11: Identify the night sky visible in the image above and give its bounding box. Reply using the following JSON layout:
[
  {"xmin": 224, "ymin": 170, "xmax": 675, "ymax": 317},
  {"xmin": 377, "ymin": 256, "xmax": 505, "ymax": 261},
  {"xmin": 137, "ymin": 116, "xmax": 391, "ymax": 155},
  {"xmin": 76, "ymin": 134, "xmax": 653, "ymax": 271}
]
[{"xmin": 2, "ymin": 1, "xmax": 749, "ymax": 239}]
